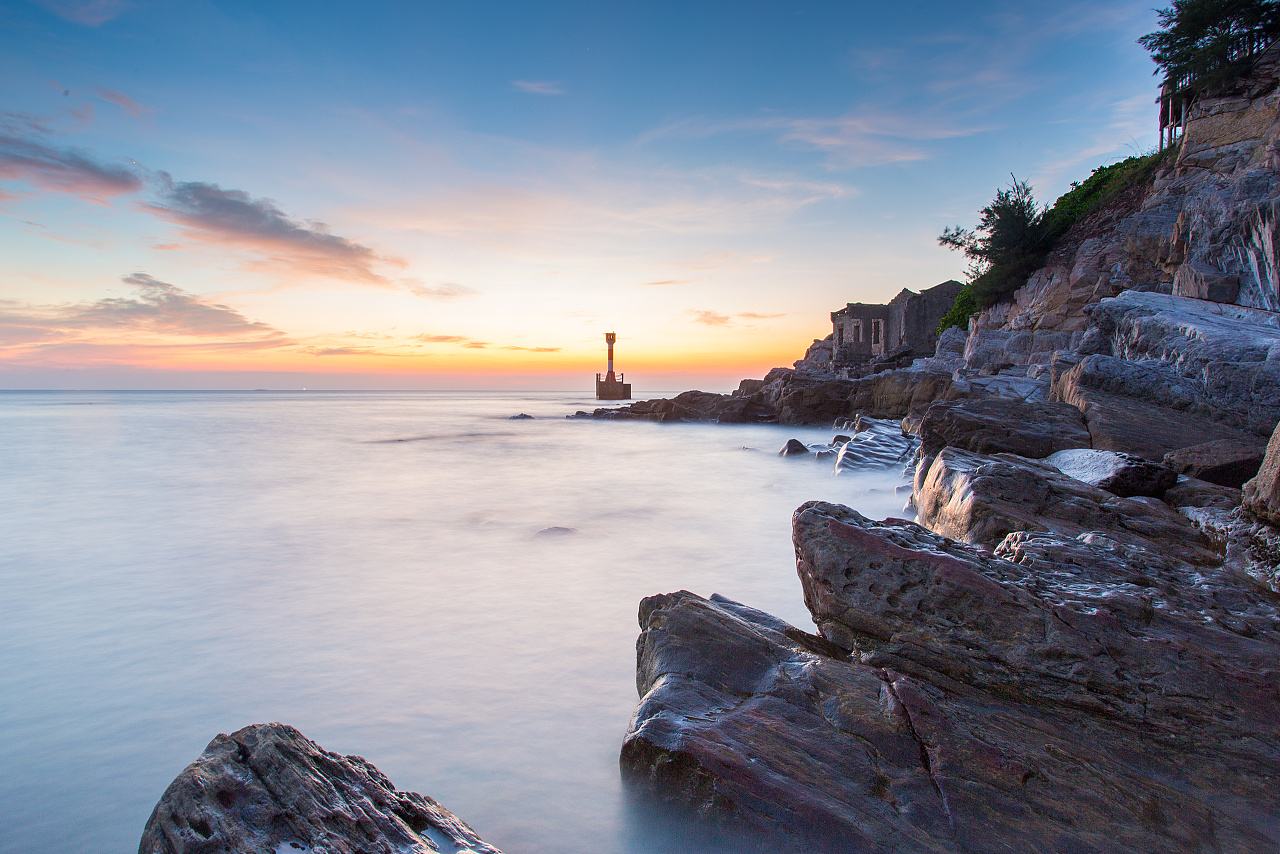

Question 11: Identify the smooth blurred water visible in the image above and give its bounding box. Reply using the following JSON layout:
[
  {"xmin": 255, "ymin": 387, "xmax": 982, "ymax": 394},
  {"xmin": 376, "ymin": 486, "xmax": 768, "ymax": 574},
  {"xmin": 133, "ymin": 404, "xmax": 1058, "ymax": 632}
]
[{"xmin": 0, "ymin": 390, "xmax": 909, "ymax": 853}]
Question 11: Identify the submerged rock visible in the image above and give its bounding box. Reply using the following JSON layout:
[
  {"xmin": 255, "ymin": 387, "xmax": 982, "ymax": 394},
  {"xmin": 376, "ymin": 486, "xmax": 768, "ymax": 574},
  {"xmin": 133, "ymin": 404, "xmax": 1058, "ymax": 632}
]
[
  {"xmin": 139, "ymin": 723, "xmax": 500, "ymax": 854},
  {"xmin": 622, "ymin": 503, "xmax": 1280, "ymax": 851},
  {"xmin": 777, "ymin": 438, "xmax": 809, "ymax": 457}
]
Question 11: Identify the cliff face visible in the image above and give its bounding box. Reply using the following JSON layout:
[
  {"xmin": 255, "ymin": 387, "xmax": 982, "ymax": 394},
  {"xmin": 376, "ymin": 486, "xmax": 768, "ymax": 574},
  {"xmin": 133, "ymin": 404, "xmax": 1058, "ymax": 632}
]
[{"xmin": 971, "ymin": 43, "xmax": 1280, "ymax": 351}]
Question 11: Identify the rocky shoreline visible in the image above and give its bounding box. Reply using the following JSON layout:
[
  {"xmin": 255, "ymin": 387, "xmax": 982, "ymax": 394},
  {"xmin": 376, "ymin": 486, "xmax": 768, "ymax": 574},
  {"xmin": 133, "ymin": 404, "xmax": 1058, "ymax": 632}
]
[
  {"xmin": 612, "ymin": 48, "xmax": 1280, "ymax": 850},
  {"xmin": 137, "ymin": 39, "xmax": 1280, "ymax": 854}
]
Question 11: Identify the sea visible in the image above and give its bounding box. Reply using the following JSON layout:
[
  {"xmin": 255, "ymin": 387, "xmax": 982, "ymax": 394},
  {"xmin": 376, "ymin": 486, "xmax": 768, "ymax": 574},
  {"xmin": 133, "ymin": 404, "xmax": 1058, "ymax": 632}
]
[{"xmin": 0, "ymin": 389, "xmax": 910, "ymax": 853}]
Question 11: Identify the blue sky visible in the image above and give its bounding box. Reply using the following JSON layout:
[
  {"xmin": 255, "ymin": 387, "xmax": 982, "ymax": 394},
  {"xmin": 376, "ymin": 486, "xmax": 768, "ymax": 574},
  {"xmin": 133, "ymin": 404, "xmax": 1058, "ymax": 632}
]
[{"xmin": 0, "ymin": 0, "xmax": 1161, "ymax": 388}]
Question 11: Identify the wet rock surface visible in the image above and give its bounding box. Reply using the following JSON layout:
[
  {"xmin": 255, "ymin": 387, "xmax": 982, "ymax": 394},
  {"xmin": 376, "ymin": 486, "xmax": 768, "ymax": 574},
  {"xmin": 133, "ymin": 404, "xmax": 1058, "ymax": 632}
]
[
  {"xmin": 621, "ymin": 504, "xmax": 1280, "ymax": 852},
  {"xmin": 1045, "ymin": 447, "xmax": 1177, "ymax": 497},
  {"xmin": 140, "ymin": 723, "xmax": 500, "ymax": 854}
]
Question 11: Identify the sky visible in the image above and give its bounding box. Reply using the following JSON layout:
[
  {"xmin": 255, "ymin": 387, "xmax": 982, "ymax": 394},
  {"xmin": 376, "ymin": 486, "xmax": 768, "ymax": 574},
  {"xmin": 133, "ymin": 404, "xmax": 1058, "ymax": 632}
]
[{"xmin": 0, "ymin": 0, "xmax": 1162, "ymax": 390}]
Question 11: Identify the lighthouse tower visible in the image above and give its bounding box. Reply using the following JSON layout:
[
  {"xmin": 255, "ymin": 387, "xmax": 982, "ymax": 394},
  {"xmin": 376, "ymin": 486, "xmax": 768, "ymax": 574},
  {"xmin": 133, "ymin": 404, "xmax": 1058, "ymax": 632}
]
[{"xmin": 595, "ymin": 331, "xmax": 632, "ymax": 400}]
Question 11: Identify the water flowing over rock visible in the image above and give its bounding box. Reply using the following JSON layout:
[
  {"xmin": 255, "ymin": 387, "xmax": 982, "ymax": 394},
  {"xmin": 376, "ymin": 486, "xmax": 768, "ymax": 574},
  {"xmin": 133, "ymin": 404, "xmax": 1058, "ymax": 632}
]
[
  {"xmin": 622, "ymin": 504, "xmax": 1280, "ymax": 851},
  {"xmin": 139, "ymin": 723, "xmax": 501, "ymax": 854},
  {"xmin": 831, "ymin": 416, "xmax": 917, "ymax": 474}
]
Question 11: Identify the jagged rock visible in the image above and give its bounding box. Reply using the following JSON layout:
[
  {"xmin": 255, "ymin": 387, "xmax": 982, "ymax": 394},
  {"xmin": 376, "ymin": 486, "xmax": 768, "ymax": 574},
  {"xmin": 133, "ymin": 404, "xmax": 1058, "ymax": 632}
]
[
  {"xmin": 934, "ymin": 325, "xmax": 967, "ymax": 363},
  {"xmin": 1051, "ymin": 353, "xmax": 1261, "ymax": 459},
  {"xmin": 1080, "ymin": 292, "xmax": 1280, "ymax": 435},
  {"xmin": 1173, "ymin": 259, "xmax": 1241, "ymax": 303},
  {"xmin": 778, "ymin": 438, "xmax": 809, "ymax": 457},
  {"xmin": 917, "ymin": 397, "xmax": 1090, "ymax": 459},
  {"xmin": 622, "ymin": 504, "xmax": 1280, "ymax": 852},
  {"xmin": 1245, "ymin": 420, "xmax": 1280, "ymax": 525},
  {"xmin": 1182, "ymin": 505, "xmax": 1280, "ymax": 593},
  {"xmin": 1164, "ymin": 437, "xmax": 1268, "ymax": 487},
  {"xmin": 139, "ymin": 723, "xmax": 500, "ymax": 854},
  {"xmin": 793, "ymin": 334, "xmax": 835, "ymax": 374},
  {"xmin": 914, "ymin": 447, "xmax": 1218, "ymax": 563},
  {"xmin": 1045, "ymin": 448, "xmax": 1177, "ymax": 497},
  {"xmin": 508, "ymin": 413, "xmax": 534, "ymax": 420}
]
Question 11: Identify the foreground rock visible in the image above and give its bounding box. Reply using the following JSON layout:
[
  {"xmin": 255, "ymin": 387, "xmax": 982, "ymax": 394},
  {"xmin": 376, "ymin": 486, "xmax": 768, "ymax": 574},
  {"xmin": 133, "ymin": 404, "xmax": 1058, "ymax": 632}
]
[
  {"xmin": 622, "ymin": 503, "xmax": 1280, "ymax": 851},
  {"xmin": 140, "ymin": 723, "xmax": 500, "ymax": 854}
]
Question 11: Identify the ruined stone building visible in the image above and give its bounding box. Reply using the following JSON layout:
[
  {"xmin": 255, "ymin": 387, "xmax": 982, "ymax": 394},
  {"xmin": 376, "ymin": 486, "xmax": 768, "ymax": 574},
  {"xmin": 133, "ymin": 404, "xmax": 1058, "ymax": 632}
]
[{"xmin": 830, "ymin": 280, "xmax": 963, "ymax": 365}]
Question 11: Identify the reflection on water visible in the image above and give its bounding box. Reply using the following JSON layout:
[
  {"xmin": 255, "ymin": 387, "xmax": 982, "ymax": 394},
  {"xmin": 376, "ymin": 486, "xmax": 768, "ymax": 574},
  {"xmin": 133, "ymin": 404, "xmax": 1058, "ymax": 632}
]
[{"xmin": 0, "ymin": 390, "xmax": 909, "ymax": 853}]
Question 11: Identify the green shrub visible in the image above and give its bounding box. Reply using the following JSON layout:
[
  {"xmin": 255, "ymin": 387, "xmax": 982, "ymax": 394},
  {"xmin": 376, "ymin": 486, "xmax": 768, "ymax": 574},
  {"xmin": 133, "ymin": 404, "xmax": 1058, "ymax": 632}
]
[{"xmin": 936, "ymin": 150, "xmax": 1169, "ymax": 333}]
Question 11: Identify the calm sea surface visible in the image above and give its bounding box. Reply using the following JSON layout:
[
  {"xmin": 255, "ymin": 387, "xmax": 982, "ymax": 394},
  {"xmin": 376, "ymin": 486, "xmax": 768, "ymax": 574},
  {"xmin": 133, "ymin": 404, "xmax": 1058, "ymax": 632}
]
[{"xmin": 0, "ymin": 390, "xmax": 908, "ymax": 853}]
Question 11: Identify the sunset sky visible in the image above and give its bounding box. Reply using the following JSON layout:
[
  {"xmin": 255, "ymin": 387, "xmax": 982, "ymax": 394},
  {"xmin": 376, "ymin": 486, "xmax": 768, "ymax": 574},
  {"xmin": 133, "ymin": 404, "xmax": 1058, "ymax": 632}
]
[{"xmin": 1, "ymin": 0, "xmax": 1160, "ymax": 389}]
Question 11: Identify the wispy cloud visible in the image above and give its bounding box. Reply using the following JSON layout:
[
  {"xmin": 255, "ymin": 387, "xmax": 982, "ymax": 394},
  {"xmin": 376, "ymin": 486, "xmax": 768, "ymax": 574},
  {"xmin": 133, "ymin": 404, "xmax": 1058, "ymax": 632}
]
[
  {"xmin": 414, "ymin": 334, "xmax": 469, "ymax": 344},
  {"xmin": 512, "ymin": 80, "xmax": 565, "ymax": 96},
  {"xmin": 144, "ymin": 176, "xmax": 398, "ymax": 283},
  {"xmin": 691, "ymin": 310, "xmax": 731, "ymax": 326},
  {"xmin": 691, "ymin": 309, "xmax": 784, "ymax": 327},
  {"xmin": 502, "ymin": 345, "xmax": 560, "ymax": 352},
  {"xmin": 405, "ymin": 281, "xmax": 477, "ymax": 299},
  {"xmin": 643, "ymin": 112, "xmax": 989, "ymax": 168},
  {"xmin": 643, "ymin": 279, "xmax": 690, "ymax": 287},
  {"xmin": 0, "ymin": 273, "xmax": 289, "ymax": 357},
  {"xmin": 1030, "ymin": 92, "xmax": 1154, "ymax": 193},
  {"xmin": 0, "ymin": 124, "xmax": 141, "ymax": 201},
  {"xmin": 36, "ymin": 0, "xmax": 130, "ymax": 26},
  {"xmin": 95, "ymin": 88, "xmax": 150, "ymax": 118}
]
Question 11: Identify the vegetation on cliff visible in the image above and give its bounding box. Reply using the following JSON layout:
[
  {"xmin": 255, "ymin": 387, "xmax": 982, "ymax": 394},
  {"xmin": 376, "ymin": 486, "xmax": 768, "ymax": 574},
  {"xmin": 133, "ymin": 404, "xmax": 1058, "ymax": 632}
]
[
  {"xmin": 936, "ymin": 151, "xmax": 1168, "ymax": 332},
  {"xmin": 936, "ymin": 0, "xmax": 1277, "ymax": 333}
]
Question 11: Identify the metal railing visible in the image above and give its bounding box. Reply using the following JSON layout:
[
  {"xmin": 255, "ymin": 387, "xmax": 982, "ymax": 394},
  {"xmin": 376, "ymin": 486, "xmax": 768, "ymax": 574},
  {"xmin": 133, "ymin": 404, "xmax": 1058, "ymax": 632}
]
[{"xmin": 1159, "ymin": 33, "xmax": 1276, "ymax": 150}]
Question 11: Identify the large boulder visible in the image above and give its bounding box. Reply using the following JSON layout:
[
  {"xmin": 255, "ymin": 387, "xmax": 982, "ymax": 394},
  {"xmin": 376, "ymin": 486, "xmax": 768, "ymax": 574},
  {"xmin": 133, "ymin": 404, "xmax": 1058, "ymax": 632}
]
[
  {"xmin": 621, "ymin": 504, "xmax": 1280, "ymax": 851},
  {"xmin": 914, "ymin": 447, "xmax": 1218, "ymax": 564},
  {"xmin": 139, "ymin": 723, "xmax": 500, "ymax": 854},
  {"xmin": 1051, "ymin": 354, "xmax": 1261, "ymax": 460},
  {"xmin": 917, "ymin": 397, "xmax": 1090, "ymax": 458},
  {"xmin": 1164, "ymin": 437, "xmax": 1269, "ymax": 487},
  {"xmin": 1245, "ymin": 421, "xmax": 1280, "ymax": 525},
  {"xmin": 1045, "ymin": 448, "xmax": 1177, "ymax": 497}
]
